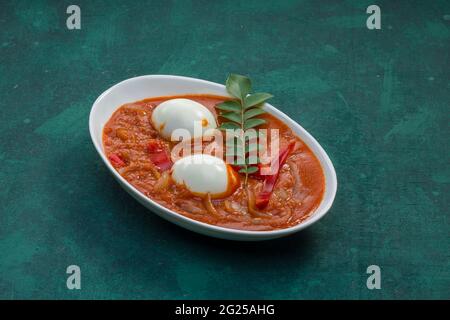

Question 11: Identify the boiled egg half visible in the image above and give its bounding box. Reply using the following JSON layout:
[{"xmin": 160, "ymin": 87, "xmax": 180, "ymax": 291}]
[
  {"xmin": 171, "ymin": 154, "xmax": 240, "ymax": 199},
  {"xmin": 151, "ymin": 98, "xmax": 217, "ymax": 140}
]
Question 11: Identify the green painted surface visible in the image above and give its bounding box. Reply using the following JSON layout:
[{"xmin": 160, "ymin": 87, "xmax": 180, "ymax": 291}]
[{"xmin": 0, "ymin": 0, "xmax": 449, "ymax": 299}]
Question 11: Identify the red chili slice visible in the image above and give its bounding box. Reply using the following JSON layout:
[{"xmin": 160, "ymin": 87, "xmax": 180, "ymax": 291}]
[
  {"xmin": 109, "ymin": 153, "xmax": 126, "ymax": 167},
  {"xmin": 255, "ymin": 142, "xmax": 295, "ymax": 209},
  {"xmin": 147, "ymin": 139, "xmax": 172, "ymax": 171}
]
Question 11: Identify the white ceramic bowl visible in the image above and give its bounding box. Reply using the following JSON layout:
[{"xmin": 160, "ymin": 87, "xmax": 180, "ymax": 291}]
[{"xmin": 89, "ymin": 75, "xmax": 337, "ymax": 241}]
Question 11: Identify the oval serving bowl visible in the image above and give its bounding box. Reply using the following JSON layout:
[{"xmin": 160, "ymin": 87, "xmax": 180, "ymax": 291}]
[{"xmin": 89, "ymin": 75, "xmax": 337, "ymax": 241}]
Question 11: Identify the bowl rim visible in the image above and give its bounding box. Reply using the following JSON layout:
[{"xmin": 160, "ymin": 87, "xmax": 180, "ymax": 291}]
[{"xmin": 89, "ymin": 74, "xmax": 337, "ymax": 239}]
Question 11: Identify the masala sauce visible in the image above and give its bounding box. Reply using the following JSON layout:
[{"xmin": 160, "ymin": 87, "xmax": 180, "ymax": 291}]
[{"xmin": 103, "ymin": 95, "xmax": 325, "ymax": 231}]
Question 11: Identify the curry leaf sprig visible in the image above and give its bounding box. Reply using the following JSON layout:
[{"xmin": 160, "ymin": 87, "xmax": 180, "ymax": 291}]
[{"xmin": 215, "ymin": 74, "xmax": 273, "ymax": 185}]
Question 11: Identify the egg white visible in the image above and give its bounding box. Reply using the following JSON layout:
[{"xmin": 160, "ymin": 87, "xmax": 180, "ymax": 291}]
[
  {"xmin": 151, "ymin": 98, "xmax": 217, "ymax": 140},
  {"xmin": 171, "ymin": 154, "xmax": 239, "ymax": 198}
]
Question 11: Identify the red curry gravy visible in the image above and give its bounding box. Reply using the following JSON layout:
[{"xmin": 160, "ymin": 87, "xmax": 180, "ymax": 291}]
[{"xmin": 103, "ymin": 95, "xmax": 325, "ymax": 231}]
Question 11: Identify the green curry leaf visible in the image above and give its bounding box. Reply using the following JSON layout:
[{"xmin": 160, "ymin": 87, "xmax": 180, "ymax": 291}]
[
  {"xmin": 218, "ymin": 122, "xmax": 240, "ymax": 130},
  {"xmin": 245, "ymin": 93, "xmax": 273, "ymax": 109},
  {"xmin": 244, "ymin": 108, "xmax": 266, "ymax": 120},
  {"xmin": 219, "ymin": 112, "xmax": 242, "ymax": 124},
  {"xmin": 226, "ymin": 74, "xmax": 251, "ymax": 101},
  {"xmin": 215, "ymin": 74, "xmax": 274, "ymax": 186},
  {"xmin": 244, "ymin": 118, "xmax": 266, "ymax": 130},
  {"xmin": 215, "ymin": 100, "xmax": 242, "ymax": 113}
]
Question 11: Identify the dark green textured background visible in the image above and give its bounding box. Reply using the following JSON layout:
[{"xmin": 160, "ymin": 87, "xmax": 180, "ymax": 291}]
[{"xmin": 0, "ymin": 0, "xmax": 449, "ymax": 299}]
